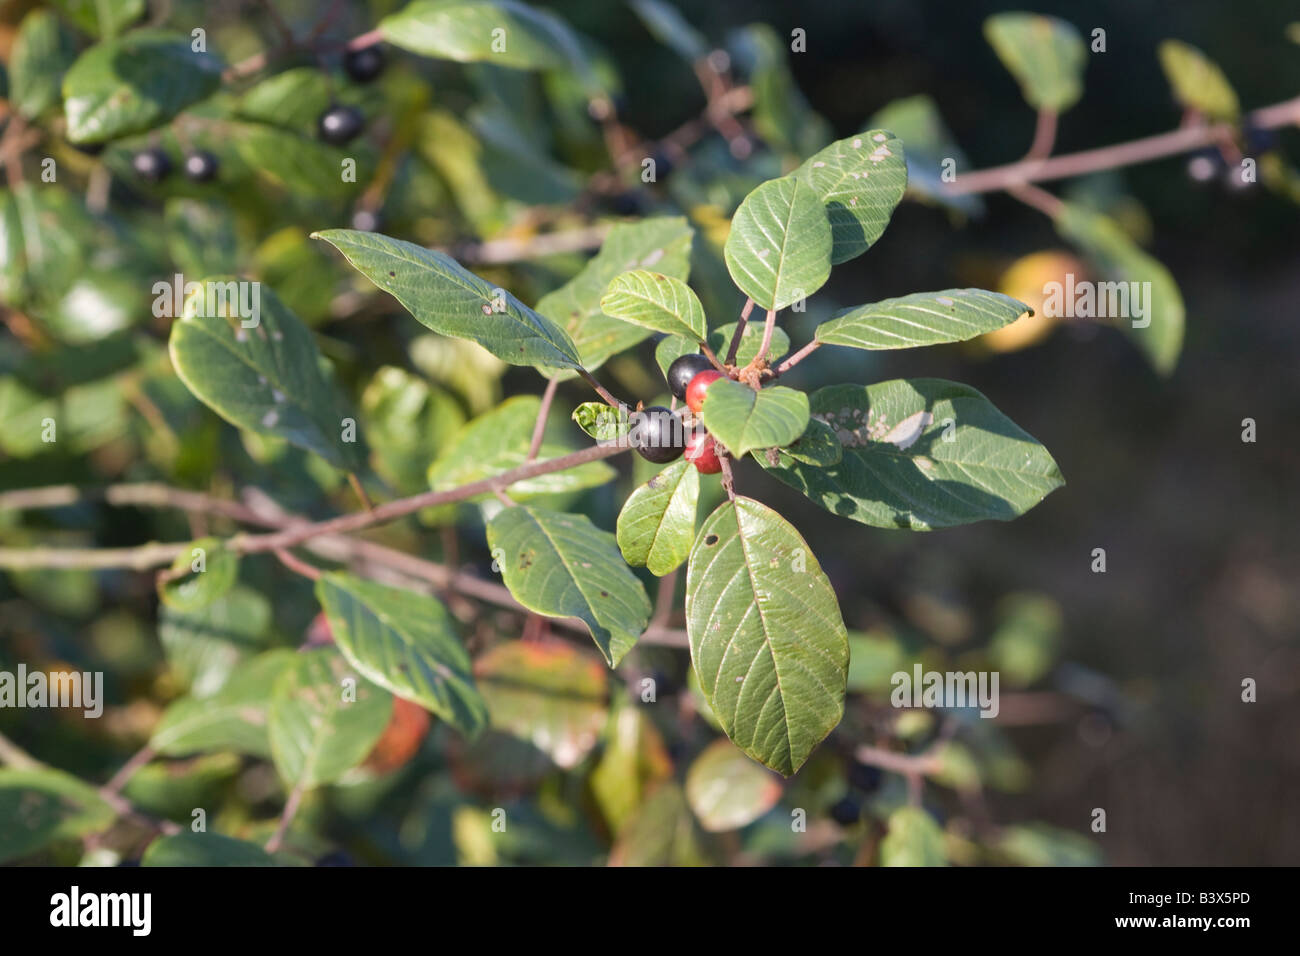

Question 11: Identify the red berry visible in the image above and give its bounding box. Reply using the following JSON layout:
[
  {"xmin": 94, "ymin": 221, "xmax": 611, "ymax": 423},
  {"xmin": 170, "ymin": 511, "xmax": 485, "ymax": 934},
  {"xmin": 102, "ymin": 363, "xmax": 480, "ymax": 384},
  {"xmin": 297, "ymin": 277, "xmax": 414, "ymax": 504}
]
[
  {"xmin": 685, "ymin": 369, "xmax": 724, "ymax": 413},
  {"xmin": 685, "ymin": 431, "xmax": 722, "ymax": 473}
]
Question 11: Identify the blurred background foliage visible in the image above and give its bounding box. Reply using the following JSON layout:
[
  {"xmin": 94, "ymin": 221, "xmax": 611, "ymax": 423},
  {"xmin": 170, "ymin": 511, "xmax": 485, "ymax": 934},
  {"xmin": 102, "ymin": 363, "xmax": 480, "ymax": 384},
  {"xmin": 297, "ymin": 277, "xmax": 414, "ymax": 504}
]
[{"xmin": 1, "ymin": 0, "xmax": 1298, "ymax": 865}]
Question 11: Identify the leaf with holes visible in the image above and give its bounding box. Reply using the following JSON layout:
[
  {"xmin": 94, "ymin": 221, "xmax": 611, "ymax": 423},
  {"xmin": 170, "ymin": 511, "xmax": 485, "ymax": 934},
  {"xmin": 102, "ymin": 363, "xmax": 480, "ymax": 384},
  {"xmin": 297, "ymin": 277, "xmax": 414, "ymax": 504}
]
[
  {"xmin": 475, "ymin": 641, "xmax": 608, "ymax": 768},
  {"xmin": 816, "ymin": 289, "xmax": 1031, "ymax": 350},
  {"xmin": 724, "ymin": 176, "xmax": 832, "ymax": 311},
  {"xmin": 795, "ymin": 131, "xmax": 908, "ymax": 264},
  {"xmin": 315, "ymin": 572, "xmax": 488, "ymax": 738},
  {"xmin": 762, "ymin": 379, "xmax": 1064, "ymax": 530},
  {"xmin": 617, "ymin": 459, "xmax": 699, "ymax": 576},
  {"xmin": 1054, "ymin": 203, "xmax": 1184, "ymax": 375},
  {"xmin": 685, "ymin": 738, "xmax": 783, "ymax": 831},
  {"xmin": 1158, "ymin": 39, "xmax": 1239, "ymax": 121},
  {"xmin": 168, "ymin": 279, "xmax": 366, "ymax": 472},
  {"xmin": 699, "ymin": 379, "xmax": 810, "ymax": 458},
  {"xmin": 62, "ymin": 30, "xmax": 224, "ymax": 144},
  {"xmin": 685, "ymin": 497, "xmax": 848, "ymax": 776},
  {"xmin": 537, "ymin": 217, "xmax": 694, "ymax": 376},
  {"xmin": 268, "ymin": 648, "xmax": 393, "ymax": 789},
  {"xmin": 487, "ymin": 505, "xmax": 652, "ymax": 666},
  {"xmin": 313, "ymin": 229, "xmax": 582, "ymax": 370},
  {"xmin": 984, "ymin": 13, "xmax": 1087, "ymax": 113},
  {"xmin": 600, "ymin": 270, "xmax": 707, "ymax": 341}
]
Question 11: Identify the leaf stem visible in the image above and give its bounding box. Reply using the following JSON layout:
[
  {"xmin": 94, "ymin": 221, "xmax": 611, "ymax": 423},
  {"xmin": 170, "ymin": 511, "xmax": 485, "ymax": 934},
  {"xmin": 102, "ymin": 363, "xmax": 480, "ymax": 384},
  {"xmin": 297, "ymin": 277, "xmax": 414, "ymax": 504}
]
[
  {"xmin": 725, "ymin": 298, "xmax": 755, "ymax": 366},
  {"xmin": 527, "ymin": 377, "xmax": 559, "ymax": 462},
  {"xmin": 346, "ymin": 472, "xmax": 374, "ymax": 512},
  {"xmin": 772, "ymin": 339, "xmax": 821, "ymax": 377},
  {"xmin": 1025, "ymin": 108, "xmax": 1058, "ymax": 161},
  {"xmin": 274, "ymin": 548, "xmax": 325, "ymax": 580},
  {"xmin": 576, "ymin": 368, "xmax": 622, "ymax": 408},
  {"xmin": 753, "ymin": 308, "xmax": 778, "ymax": 368},
  {"xmin": 265, "ymin": 779, "xmax": 306, "ymax": 854}
]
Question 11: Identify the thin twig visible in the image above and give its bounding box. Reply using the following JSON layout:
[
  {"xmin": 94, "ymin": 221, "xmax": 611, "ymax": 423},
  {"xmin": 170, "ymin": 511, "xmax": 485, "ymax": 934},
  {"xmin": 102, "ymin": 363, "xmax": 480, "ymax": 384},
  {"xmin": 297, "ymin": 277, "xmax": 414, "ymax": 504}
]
[
  {"xmin": 725, "ymin": 298, "xmax": 755, "ymax": 366},
  {"xmin": 527, "ymin": 378, "xmax": 559, "ymax": 462},
  {"xmin": 753, "ymin": 309, "xmax": 778, "ymax": 368},
  {"xmin": 772, "ymin": 339, "xmax": 821, "ymax": 377},
  {"xmin": 576, "ymin": 368, "xmax": 623, "ymax": 408},
  {"xmin": 103, "ymin": 744, "xmax": 157, "ymax": 796},
  {"xmin": 346, "ymin": 472, "xmax": 374, "ymax": 511},
  {"xmin": 1025, "ymin": 108, "xmax": 1058, "ymax": 161},
  {"xmin": 274, "ymin": 548, "xmax": 324, "ymax": 580},
  {"xmin": 265, "ymin": 779, "xmax": 306, "ymax": 854}
]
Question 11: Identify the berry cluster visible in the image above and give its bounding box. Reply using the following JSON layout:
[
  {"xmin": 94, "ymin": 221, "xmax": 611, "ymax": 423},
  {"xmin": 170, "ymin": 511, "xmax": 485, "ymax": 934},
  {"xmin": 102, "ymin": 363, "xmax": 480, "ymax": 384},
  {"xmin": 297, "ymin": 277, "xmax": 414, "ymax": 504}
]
[{"xmin": 628, "ymin": 353, "xmax": 728, "ymax": 474}]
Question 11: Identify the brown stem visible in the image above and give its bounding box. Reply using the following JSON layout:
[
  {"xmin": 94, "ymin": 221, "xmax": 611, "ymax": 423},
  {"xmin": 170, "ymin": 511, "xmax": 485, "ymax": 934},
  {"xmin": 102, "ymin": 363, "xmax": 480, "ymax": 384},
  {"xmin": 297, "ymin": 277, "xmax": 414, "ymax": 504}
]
[
  {"xmin": 576, "ymin": 368, "xmax": 622, "ymax": 408},
  {"xmin": 347, "ymin": 472, "xmax": 374, "ymax": 512},
  {"xmin": 274, "ymin": 548, "xmax": 324, "ymax": 580},
  {"xmin": 1025, "ymin": 108, "xmax": 1058, "ymax": 161},
  {"xmin": 725, "ymin": 298, "xmax": 755, "ymax": 366},
  {"xmin": 772, "ymin": 339, "xmax": 821, "ymax": 376},
  {"xmin": 1007, "ymin": 182, "xmax": 1066, "ymax": 219},
  {"xmin": 265, "ymin": 779, "xmax": 306, "ymax": 854},
  {"xmin": 697, "ymin": 340, "xmax": 726, "ymax": 372},
  {"xmin": 103, "ymin": 744, "xmax": 157, "ymax": 796},
  {"xmin": 527, "ymin": 378, "xmax": 559, "ymax": 462},
  {"xmin": 718, "ymin": 455, "xmax": 737, "ymax": 501},
  {"xmin": 753, "ymin": 309, "xmax": 778, "ymax": 368}
]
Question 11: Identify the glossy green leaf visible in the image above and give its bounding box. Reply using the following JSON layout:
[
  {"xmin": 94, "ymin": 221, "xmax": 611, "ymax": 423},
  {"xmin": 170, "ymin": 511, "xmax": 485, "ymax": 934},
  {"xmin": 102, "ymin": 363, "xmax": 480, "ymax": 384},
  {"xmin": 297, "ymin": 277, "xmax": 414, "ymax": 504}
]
[
  {"xmin": 617, "ymin": 459, "xmax": 699, "ymax": 576},
  {"xmin": 486, "ymin": 505, "xmax": 652, "ymax": 666},
  {"xmin": 168, "ymin": 279, "xmax": 367, "ymax": 472},
  {"xmin": 427, "ymin": 395, "xmax": 615, "ymax": 500},
  {"xmin": 795, "ymin": 131, "xmax": 908, "ymax": 264},
  {"xmin": 600, "ymin": 270, "xmax": 707, "ymax": 341},
  {"xmin": 880, "ymin": 806, "xmax": 948, "ymax": 866},
  {"xmin": 141, "ymin": 832, "xmax": 275, "ymax": 867},
  {"xmin": 315, "ymin": 572, "xmax": 488, "ymax": 738},
  {"xmin": 157, "ymin": 537, "xmax": 238, "ymax": 612},
  {"xmin": 474, "ymin": 641, "xmax": 608, "ymax": 767},
  {"xmin": 0, "ymin": 768, "xmax": 117, "ymax": 863},
  {"xmin": 151, "ymin": 650, "xmax": 296, "ymax": 758},
  {"xmin": 699, "ymin": 379, "xmax": 810, "ymax": 458},
  {"xmin": 756, "ymin": 415, "xmax": 842, "ymax": 467},
  {"xmin": 685, "ymin": 497, "xmax": 849, "ymax": 776},
  {"xmin": 314, "ymin": 229, "xmax": 582, "ymax": 370},
  {"xmin": 572, "ymin": 401, "xmax": 632, "ymax": 442},
  {"xmin": 158, "ymin": 585, "xmax": 274, "ymax": 698},
  {"xmin": 984, "ymin": 13, "xmax": 1087, "ymax": 112},
  {"xmin": 1054, "ymin": 203, "xmax": 1184, "ymax": 375},
  {"xmin": 1158, "ymin": 39, "xmax": 1239, "ymax": 120},
  {"xmin": 268, "ymin": 648, "xmax": 394, "ymax": 789},
  {"xmin": 763, "ymin": 379, "xmax": 1064, "ymax": 530},
  {"xmin": 685, "ymin": 738, "xmax": 783, "ymax": 831},
  {"xmin": 724, "ymin": 175, "xmax": 832, "ymax": 311},
  {"xmin": 537, "ymin": 217, "xmax": 694, "ymax": 376},
  {"xmin": 62, "ymin": 31, "xmax": 224, "ymax": 144},
  {"xmin": 816, "ymin": 289, "xmax": 1031, "ymax": 350},
  {"xmin": 10, "ymin": 10, "xmax": 78, "ymax": 119},
  {"xmin": 380, "ymin": 0, "xmax": 586, "ymax": 73}
]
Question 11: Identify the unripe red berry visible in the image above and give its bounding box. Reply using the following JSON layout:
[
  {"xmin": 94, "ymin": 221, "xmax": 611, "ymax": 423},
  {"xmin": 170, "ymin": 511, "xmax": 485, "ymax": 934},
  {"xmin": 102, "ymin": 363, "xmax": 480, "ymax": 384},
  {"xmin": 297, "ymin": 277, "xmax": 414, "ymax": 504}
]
[
  {"xmin": 685, "ymin": 369, "xmax": 724, "ymax": 413},
  {"xmin": 685, "ymin": 431, "xmax": 721, "ymax": 473}
]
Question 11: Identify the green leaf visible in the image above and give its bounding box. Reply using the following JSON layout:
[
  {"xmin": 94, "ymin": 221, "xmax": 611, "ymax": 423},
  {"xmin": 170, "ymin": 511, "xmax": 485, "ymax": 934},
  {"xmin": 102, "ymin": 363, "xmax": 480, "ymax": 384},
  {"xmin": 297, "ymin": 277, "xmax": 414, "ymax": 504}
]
[
  {"xmin": 995, "ymin": 823, "xmax": 1101, "ymax": 866},
  {"xmin": 629, "ymin": 0, "xmax": 708, "ymax": 63},
  {"xmin": 0, "ymin": 769, "xmax": 117, "ymax": 863},
  {"xmin": 537, "ymin": 217, "xmax": 694, "ymax": 376},
  {"xmin": 685, "ymin": 497, "xmax": 848, "ymax": 776},
  {"xmin": 62, "ymin": 30, "xmax": 224, "ymax": 144},
  {"xmin": 151, "ymin": 650, "xmax": 297, "ymax": 758},
  {"xmin": 983, "ymin": 13, "xmax": 1087, "ymax": 113},
  {"xmin": 156, "ymin": 537, "xmax": 238, "ymax": 612},
  {"xmin": 609, "ymin": 782, "xmax": 708, "ymax": 866},
  {"xmin": 379, "ymin": 0, "xmax": 586, "ymax": 73},
  {"xmin": 616, "ymin": 459, "xmax": 699, "ymax": 576},
  {"xmin": 815, "ymin": 289, "xmax": 1031, "ymax": 350},
  {"xmin": 268, "ymin": 648, "xmax": 394, "ymax": 789},
  {"xmin": 795, "ymin": 131, "xmax": 908, "ymax": 264},
  {"xmin": 313, "ymin": 229, "xmax": 582, "ymax": 371},
  {"xmin": 571, "ymin": 401, "xmax": 631, "ymax": 442},
  {"xmin": 685, "ymin": 738, "xmax": 783, "ymax": 831},
  {"xmin": 486, "ymin": 505, "xmax": 652, "ymax": 666},
  {"xmin": 360, "ymin": 366, "xmax": 466, "ymax": 494},
  {"xmin": 1054, "ymin": 203, "xmax": 1184, "ymax": 375},
  {"xmin": 233, "ymin": 122, "xmax": 361, "ymax": 198},
  {"xmin": 141, "ymin": 832, "xmax": 276, "ymax": 867},
  {"xmin": 762, "ymin": 379, "xmax": 1065, "ymax": 530},
  {"xmin": 589, "ymin": 700, "xmax": 673, "ymax": 834},
  {"xmin": 165, "ymin": 199, "xmax": 239, "ymax": 277},
  {"xmin": 9, "ymin": 10, "xmax": 78, "ymax": 119},
  {"xmin": 1158, "ymin": 39, "xmax": 1239, "ymax": 121},
  {"xmin": 869, "ymin": 95, "xmax": 982, "ymax": 215},
  {"xmin": 757, "ymin": 415, "xmax": 842, "ymax": 467},
  {"xmin": 168, "ymin": 278, "xmax": 367, "ymax": 472},
  {"xmin": 988, "ymin": 593, "xmax": 1064, "ymax": 687},
  {"xmin": 475, "ymin": 641, "xmax": 608, "ymax": 767},
  {"xmin": 600, "ymin": 270, "xmax": 707, "ymax": 341},
  {"xmin": 48, "ymin": 0, "xmax": 145, "ymax": 37},
  {"xmin": 654, "ymin": 325, "xmax": 788, "ymax": 381},
  {"xmin": 427, "ymin": 395, "xmax": 615, "ymax": 500},
  {"xmin": 699, "ymin": 379, "xmax": 810, "ymax": 458},
  {"xmin": 724, "ymin": 175, "xmax": 833, "ymax": 311},
  {"xmin": 158, "ymin": 585, "xmax": 274, "ymax": 697},
  {"xmin": 880, "ymin": 806, "xmax": 948, "ymax": 866},
  {"xmin": 315, "ymin": 572, "xmax": 488, "ymax": 738}
]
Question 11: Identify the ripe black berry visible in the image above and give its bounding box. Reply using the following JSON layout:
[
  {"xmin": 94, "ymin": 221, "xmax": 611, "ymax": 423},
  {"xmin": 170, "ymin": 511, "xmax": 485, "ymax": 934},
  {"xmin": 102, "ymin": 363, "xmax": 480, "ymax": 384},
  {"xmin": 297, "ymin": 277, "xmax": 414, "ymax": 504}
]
[
  {"xmin": 318, "ymin": 105, "xmax": 365, "ymax": 145},
  {"xmin": 183, "ymin": 150, "xmax": 218, "ymax": 182},
  {"xmin": 631, "ymin": 405, "xmax": 685, "ymax": 463},
  {"xmin": 343, "ymin": 44, "xmax": 385, "ymax": 83},
  {"xmin": 132, "ymin": 147, "xmax": 171, "ymax": 183},
  {"xmin": 829, "ymin": 796, "xmax": 861, "ymax": 826},
  {"xmin": 666, "ymin": 353, "xmax": 713, "ymax": 400}
]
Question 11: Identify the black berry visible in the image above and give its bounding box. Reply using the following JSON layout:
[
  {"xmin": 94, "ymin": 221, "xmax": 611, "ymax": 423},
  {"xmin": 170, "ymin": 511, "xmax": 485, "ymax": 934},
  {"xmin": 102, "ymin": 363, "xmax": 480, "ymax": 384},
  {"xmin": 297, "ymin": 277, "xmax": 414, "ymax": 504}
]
[
  {"xmin": 343, "ymin": 44, "xmax": 385, "ymax": 83},
  {"xmin": 848, "ymin": 762, "xmax": 883, "ymax": 793},
  {"xmin": 318, "ymin": 105, "xmax": 365, "ymax": 145},
  {"xmin": 183, "ymin": 150, "xmax": 218, "ymax": 182},
  {"xmin": 829, "ymin": 796, "xmax": 861, "ymax": 826},
  {"xmin": 631, "ymin": 405, "xmax": 685, "ymax": 463},
  {"xmin": 666, "ymin": 353, "xmax": 714, "ymax": 400},
  {"xmin": 132, "ymin": 147, "xmax": 171, "ymax": 183}
]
